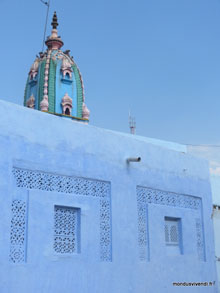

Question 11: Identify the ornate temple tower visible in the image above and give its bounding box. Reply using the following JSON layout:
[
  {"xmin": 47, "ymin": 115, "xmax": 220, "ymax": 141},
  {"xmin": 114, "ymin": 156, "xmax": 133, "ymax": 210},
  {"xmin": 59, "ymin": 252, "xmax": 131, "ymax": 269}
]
[{"xmin": 24, "ymin": 12, "xmax": 90, "ymax": 122}]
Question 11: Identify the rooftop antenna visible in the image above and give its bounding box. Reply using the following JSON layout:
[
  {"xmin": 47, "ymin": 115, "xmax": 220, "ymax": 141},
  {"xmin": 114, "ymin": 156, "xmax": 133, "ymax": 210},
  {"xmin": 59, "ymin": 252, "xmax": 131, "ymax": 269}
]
[
  {"xmin": 40, "ymin": 0, "xmax": 51, "ymax": 52},
  {"xmin": 129, "ymin": 111, "xmax": 136, "ymax": 135}
]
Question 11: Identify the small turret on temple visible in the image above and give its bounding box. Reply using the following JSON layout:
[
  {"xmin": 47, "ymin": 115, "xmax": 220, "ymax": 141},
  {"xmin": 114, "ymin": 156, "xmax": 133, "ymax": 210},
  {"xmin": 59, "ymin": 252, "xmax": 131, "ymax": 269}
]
[{"xmin": 24, "ymin": 12, "xmax": 90, "ymax": 122}]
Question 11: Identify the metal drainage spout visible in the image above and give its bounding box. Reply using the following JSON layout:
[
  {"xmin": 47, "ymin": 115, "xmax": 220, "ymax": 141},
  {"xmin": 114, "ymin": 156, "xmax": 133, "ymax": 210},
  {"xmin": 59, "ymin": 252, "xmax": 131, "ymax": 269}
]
[{"xmin": 126, "ymin": 157, "xmax": 141, "ymax": 163}]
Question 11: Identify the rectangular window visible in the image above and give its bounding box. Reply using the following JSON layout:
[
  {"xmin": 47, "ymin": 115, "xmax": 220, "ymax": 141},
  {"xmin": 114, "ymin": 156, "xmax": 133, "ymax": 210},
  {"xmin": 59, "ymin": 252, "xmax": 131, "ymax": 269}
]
[
  {"xmin": 54, "ymin": 205, "xmax": 80, "ymax": 254},
  {"xmin": 164, "ymin": 217, "xmax": 182, "ymax": 254}
]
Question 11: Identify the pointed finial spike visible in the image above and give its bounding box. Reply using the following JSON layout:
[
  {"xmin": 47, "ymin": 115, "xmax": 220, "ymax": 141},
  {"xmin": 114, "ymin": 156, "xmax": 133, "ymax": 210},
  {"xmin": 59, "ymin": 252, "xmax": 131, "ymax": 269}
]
[
  {"xmin": 51, "ymin": 11, "xmax": 58, "ymax": 29},
  {"xmin": 45, "ymin": 11, "xmax": 64, "ymax": 49}
]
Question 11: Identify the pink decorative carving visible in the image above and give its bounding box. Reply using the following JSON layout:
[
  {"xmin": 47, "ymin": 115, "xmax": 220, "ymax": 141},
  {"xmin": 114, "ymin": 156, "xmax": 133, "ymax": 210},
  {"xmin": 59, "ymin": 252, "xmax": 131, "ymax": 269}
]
[
  {"xmin": 40, "ymin": 95, "xmax": 49, "ymax": 111},
  {"xmin": 82, "ymin": 102, "xmax": 90, "ymax": 120},
  {"xmin": 61, "ymin": 57, "xmax": 73, "ymax": 78},
  {"xmin": 40, "ymin": 50, "xmax": 52, "ymax": 112},
  {"xmin": 29, "ymin": 59, "xmax": 39, "ymax": 80},
  {"xmin": 26, "ymin": 94, "xmax": 35, "ymax": 109},
  {"xmin": 45, "ymin": 28, "xmax": 64, "ymax": 50},
  {"xmin": 61, "ymin": 93, "xmax": 72, "ymax": 115}
]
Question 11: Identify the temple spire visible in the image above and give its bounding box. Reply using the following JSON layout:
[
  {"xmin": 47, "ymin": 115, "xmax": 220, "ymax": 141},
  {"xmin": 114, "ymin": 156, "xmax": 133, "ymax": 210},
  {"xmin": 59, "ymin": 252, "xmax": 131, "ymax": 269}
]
[
  {"xmin": 24, "ymin": 11, "xmax": 90, "ymax": 122},
  {"xmin": 45, "ymin": 11, "xmax": 64, "ymax": 50}
]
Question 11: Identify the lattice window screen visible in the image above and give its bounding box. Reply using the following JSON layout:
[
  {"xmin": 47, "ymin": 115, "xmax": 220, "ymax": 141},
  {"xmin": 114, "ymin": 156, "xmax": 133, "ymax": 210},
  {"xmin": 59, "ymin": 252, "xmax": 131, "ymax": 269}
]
[
  {"xmin": 9, "ymin": 199, "xmax": 27, "ymax": 263},
  {"xmin": 164, "ymin": 218, "xmax": 179, "ymax": 247},
  {"xmin": 54, "ymin": 206, "xmax": 79, "ymax": 254}
]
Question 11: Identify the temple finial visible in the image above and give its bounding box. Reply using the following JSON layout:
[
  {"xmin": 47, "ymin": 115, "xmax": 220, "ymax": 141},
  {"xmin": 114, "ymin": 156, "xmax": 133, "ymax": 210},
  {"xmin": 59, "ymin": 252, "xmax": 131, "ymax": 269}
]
[
  {"xmin": 51, "ymin": 11, "xmax": 58, "ymax": 29},
  {"xmin": 45, "ymin": 11, "xmax": 63, "ymax": 50}
]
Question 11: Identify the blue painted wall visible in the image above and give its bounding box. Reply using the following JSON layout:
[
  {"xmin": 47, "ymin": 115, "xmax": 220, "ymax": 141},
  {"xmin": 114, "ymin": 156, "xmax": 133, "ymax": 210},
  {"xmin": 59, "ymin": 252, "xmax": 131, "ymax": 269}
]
[
  {"xmin": 0, "ymin": 100, "xmax": 218, "ymax": 293},
  {"xmin": 186, "ymin": 145, "xmax": 220, "ymax": 291}
]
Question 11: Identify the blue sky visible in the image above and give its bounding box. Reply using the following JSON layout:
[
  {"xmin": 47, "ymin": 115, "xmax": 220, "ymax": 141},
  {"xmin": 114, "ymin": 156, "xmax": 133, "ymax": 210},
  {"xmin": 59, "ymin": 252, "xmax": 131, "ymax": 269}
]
[{"xmin": 0, "ymin": 0, "xmax": 220, "ymax": 144}]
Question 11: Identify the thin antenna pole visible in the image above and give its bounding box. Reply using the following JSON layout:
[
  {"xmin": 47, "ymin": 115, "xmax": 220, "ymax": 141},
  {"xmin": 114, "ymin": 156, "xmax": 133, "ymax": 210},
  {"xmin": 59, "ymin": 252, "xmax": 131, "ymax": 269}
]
[
  {"xmin": 129, "ymin": 111, "xmax": 136, "ymax": 135},
  {"xmin": 41, "ymin": 0, "xmax": 51, "ymax": 52}
]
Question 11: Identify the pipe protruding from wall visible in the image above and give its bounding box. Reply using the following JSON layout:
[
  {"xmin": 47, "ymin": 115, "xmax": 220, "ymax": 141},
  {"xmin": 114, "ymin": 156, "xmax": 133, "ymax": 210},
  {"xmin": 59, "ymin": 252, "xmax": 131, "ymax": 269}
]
[{"xmin": 126, "ymin": 157, "xmax": 141, "ymax": 163}]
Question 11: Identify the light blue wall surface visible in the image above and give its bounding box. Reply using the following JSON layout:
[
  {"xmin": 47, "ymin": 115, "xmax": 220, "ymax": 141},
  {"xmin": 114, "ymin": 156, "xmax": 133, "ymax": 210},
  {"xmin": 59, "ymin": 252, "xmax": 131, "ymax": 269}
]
[
  {"xmin": 107, "ymin": 130, "xmax": 187, "ymax": 153},
  {"xmin": 186, "ymin": 145, "xmax": 220, "ymax": 292},
  {"xmin": 0, "ymin": 100, "xmax": 218, "ymax": 293}
]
